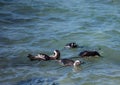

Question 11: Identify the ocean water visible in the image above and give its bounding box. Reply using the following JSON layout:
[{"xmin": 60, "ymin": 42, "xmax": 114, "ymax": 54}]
[{"xmin": 0, "ymin": 0, "xmax": 120, "ymax": 85}]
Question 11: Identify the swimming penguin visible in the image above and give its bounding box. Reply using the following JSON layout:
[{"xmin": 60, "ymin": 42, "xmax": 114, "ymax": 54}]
[
  {"xmin": 58, "ymin": 59, "xmax": 83, "ymax": 67},
  {"xmin": 27, "ymin": 50, "xmax": 60, "ymax": 61},
  {"xmin": 79, "ymin": 50, "xmax": 101, "ymax": 57},
  {"xmin": 65, "ymin": 42, "xmax": 79, "ymax": 48}
]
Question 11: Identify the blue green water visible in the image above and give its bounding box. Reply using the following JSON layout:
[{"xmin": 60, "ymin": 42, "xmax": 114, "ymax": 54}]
[{"xmin": 0, "ymin": 0, "xmax": 120, "ymax": 85}]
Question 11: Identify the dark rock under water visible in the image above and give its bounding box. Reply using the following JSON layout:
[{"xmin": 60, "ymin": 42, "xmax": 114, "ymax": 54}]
[{"xmin": 16, "ymin": 77, "xmax": 59, "ymax": 85}]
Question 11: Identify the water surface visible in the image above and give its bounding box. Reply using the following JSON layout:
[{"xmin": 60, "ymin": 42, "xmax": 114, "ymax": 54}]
[{"xmin": 0, "ymin": 0, "xmax": 120, "ymax": 85}]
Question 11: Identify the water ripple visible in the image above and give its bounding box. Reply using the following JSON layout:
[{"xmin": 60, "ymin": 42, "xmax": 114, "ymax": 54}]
[{"xmin": 0, "ymin": 0, "xmax": 120, "ymax": 85}]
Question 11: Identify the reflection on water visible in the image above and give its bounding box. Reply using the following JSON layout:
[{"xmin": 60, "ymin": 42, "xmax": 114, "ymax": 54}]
[{"xmin": 0, "ymin": 0, "xmax": 120, "ymax": 85}]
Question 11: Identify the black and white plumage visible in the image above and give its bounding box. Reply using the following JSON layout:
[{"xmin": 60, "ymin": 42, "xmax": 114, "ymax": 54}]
[
  {"xmin": 64, "ymin": 42, "xmax": 79, "ymax": 48},
  {"xmin": 27, "ymin": 50, "xmax": 60, "ymax": 61},
  {"xmin": 58, "ymin": 59, "xmax": 83, "ymax": 67},
  {"xmin": 79, "ymin": 50, "xmax": 101, "ymax": 57}
]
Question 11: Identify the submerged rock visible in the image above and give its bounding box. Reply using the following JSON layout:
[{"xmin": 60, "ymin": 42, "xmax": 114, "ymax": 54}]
[{"xmin": 16, "ymin": 77, "xmax": 59, "ymax": 85}]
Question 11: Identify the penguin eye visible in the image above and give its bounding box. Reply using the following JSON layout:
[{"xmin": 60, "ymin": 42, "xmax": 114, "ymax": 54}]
[{"xmin": 77, "ymin": 62, "xmax": 80, "ymax": 65}]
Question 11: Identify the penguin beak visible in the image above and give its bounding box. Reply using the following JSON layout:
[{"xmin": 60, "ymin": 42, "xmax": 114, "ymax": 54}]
[{"xmin": 81, "ymin": 61, "xmax": 85, "ymax": 64}]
